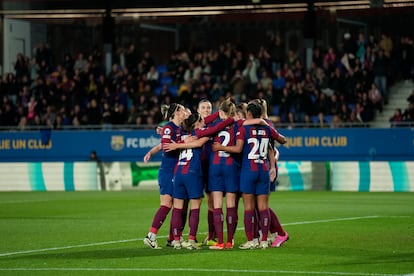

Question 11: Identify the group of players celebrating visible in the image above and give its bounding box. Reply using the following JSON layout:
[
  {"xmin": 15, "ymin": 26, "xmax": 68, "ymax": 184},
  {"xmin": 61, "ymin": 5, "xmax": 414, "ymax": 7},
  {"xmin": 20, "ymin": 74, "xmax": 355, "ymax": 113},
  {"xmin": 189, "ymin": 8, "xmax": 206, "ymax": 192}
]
[{"xmin": 143, "ymin": 97, "xmax": 289, "ymax": 250}]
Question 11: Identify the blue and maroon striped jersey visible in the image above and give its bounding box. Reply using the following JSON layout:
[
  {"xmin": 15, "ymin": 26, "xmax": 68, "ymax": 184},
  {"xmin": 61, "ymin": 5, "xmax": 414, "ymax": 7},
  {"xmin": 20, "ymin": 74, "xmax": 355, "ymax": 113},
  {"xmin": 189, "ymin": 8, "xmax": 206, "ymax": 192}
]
[
  {"xmin": 174, "ymin": 130, "xmax": 204, "ymax": 176},
  {"xmin": 237, "ymin": 124, "xmax": 281, "ymax": 171},
  {"xmin": 160, "ymin": 121, "xmax": 181, "ymax": 171},
  {"xmin": 210, "ymin": 119, "xmax": 239, "ymax": 166}
]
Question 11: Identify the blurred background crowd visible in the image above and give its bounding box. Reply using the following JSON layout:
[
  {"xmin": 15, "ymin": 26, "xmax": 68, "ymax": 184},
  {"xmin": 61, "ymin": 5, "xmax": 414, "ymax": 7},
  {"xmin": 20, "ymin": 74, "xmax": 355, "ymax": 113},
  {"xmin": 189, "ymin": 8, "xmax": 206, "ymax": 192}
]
[{"xmin": 1, "ymin": 31, "xmax": 414, "ymax": 130}]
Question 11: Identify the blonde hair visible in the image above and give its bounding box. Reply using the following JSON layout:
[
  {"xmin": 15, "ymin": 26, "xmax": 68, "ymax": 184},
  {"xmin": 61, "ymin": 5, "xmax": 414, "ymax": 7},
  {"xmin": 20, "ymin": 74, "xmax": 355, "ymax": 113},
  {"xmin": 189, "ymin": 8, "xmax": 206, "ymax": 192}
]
[
  {"xmin": 219, "ymin": 99, "xmax": 236, "ymax": 117},
  {"xmin": 161, "ymin": 103, "xmax": 181, "ymax": 121}
]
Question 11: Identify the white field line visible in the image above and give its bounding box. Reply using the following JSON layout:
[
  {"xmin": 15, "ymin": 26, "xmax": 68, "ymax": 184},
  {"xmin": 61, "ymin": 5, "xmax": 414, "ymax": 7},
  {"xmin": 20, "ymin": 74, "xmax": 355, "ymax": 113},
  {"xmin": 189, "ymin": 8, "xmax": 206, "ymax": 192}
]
[
  {"xmin": 0, "ymin": 238, "xmax": 140, "ymax": 257},
  {"xmin": 0, "ymin": 267, "xmax": 407, "ymax": 276},
  {"xmin": 0, "ymin": 215, "xmax": 407, "ymax": 258},
  {"xmin": 0, "ymin": 199, "xmax": 53, "ymax": 204}
]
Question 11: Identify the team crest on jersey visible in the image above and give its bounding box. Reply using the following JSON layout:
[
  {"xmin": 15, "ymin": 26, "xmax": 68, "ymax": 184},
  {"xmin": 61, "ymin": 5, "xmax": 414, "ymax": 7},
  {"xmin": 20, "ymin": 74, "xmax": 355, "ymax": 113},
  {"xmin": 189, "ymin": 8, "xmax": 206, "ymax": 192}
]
[
  {"xmin": 162, "ymin": 127, "xmax": 172, "ymax": 139},
  {"xmin": 111, "ymin": 135, "xmax": 125, "ymax": 151}
]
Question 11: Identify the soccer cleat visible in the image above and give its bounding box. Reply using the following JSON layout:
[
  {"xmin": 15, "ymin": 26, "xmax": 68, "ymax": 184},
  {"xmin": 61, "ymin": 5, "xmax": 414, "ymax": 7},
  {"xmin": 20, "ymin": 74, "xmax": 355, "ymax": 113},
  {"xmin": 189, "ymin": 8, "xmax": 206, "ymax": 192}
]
[
  {"xmin": 271, "ymin": 232, "xmax": 289, "ymax": 248},
  {"xmin": 268, "ymin": 232, "xmax": 278, "ymax": 244},
  {"xmin": 169, "ymin": 236, "xmax": 185, "ymax": 247},
  {"xmin": 252, "ymin": 238, "xmax": 259, "ymax": 248},
  {"xmin": 209, "ymin": 242, "xmax": 225, "ymax": 250},
  {"xmin": 225, "ymin": 241, "xmax": 233, "ymax": 249},
  {"xmin": 239, "ymin": 240, "xmax": 258, "ymax": 250},
  {"xmin": 181, "ymin": 240, "xmax": 190, "ymax": 248},
  {"xmin": 202, "ymin": 237, "xmax": 218, "ymax": 246},
  {"xmin": 258, "ymin": 240, "xmax": 269, "ymax": 249},
  {"xmin": 143, "ymin": 236, "xmax": 161, "ymax": 249},
  {"xmin": 183, "ymin": 239, "xmax": 201, "ymax": 250},
  {"xmin": 171, "ymin": 240, "xmax": 182, "ymax": 249}
]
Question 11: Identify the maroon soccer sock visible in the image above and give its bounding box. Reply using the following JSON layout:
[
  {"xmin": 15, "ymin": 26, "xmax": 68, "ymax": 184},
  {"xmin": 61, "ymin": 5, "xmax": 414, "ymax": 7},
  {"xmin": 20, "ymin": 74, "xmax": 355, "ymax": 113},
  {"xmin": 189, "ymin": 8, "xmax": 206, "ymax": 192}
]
[
  {"xmin": 150, "ymin": 205, "xmax": 171, "ymax": 233},
  {"xmin": 213, "ymin": 208, "xmax": 224, "ymax": 244},
  {"xmin": 253, "ymin": 209, "xmax": 260, "ymax": 239},
  {"xmin": 168, "ymin": 219, "xmax": 174, "ymax": 242},
  {"xmin": 207, "ymin": 209, "xmax": 215, "ymax": 240},
  {"xmin": 182, "ymin": 200, "xmax": 189, "ymax": 232},
  {"xmin": 269, "ymin": 207, "xmax": 286, "ymax": 236},
  {"xmin": 226, "ymin": 207, "xmax": 238, "ymax": 243},
  {"xmin": 259, "ymin": 209, "xmax": 270, "ymax": 242},
  {"xmin": 244, "ymin": 210, "xmax": 254, "ymax": 241},
  {"xmin": 189, "ymin": 208, "xmax": 200, "ymax": 241},
  {"xmin": 171, "ymin": 208, "xmax": 183, "ymax": 240}
]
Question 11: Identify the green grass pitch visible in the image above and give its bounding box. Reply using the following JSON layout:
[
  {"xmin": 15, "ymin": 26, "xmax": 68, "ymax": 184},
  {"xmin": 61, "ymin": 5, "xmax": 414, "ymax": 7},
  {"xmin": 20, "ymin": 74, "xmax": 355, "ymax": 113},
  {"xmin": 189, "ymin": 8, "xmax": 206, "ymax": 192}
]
[{"xmin": 0, "ymin": 191, "xmax": 413, "ymax": 275}]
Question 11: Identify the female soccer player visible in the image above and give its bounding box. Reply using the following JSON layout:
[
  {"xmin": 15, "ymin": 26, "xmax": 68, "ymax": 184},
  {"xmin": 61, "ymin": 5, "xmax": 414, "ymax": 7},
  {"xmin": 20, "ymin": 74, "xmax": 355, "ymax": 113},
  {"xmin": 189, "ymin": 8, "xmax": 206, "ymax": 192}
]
[
  {"xmin": 143, "ymin": 103, "xmax": 187, "ymax": 249},
  {"xmin": 143, "ymin": 107, "xmax": 192, "ymax": 247},
  {"xmin": 207, "ymin": 100, "xmax": 239, "ymax": 249},
  {"xmin": 249, "ymin": 98, "xmax": 289, "ymax": 248},
  {"xmin": 164, "ymin": 112, "xmax": 234, "ymax": 249},
  {"xmin": 212, "ymin": 102, "xmax": 287, "ymax": 249},
  {"xmin": 196, "ymin": 99, "xmax": 217, "ymax": 246}
]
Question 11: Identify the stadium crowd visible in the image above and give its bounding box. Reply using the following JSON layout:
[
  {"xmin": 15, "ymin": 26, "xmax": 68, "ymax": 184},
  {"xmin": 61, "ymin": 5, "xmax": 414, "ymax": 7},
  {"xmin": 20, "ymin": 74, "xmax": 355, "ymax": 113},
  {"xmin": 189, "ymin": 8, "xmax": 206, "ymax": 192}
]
[{"xmin": 1, "ymin": 31, "xmax": 414, "ymax": 130}]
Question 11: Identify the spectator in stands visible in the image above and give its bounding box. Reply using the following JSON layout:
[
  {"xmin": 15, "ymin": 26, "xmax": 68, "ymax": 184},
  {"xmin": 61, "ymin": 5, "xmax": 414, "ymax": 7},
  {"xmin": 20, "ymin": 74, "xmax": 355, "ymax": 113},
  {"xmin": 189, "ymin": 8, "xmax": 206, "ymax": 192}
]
[
  {"xmin": 356, "ymin": 33, "xmax": 367, "ymax": 65},
  {"xmin": 292, "ymin": 83, "xmax": 311, "ymax": 122},
  {"xmin": 62, "ymin": 52, "xmax": 74, "ymax": 78},
  {"xmin": 286, "ymin": 111, "xmax": 296, "ymax": 129},
  {"xmin": 259, "ymin": 70, "xmax": 273, "ymax": 92},
  {"xmin": 230, "ymin": 69, "xmax": 246, "ymax": 103},
  {"xmin": 272, "ymin": 69, "xmax": 286, "ymax": 105},
  {"xmin": 101, "ymin": 102, "xmax": 113, "ymax": 129},
  {"xmin": 338, "ymin": 103, "xmax": 351, "ymax": 123},
  {"xmin": 330, "ymin": 114, "xmax": 343, "ymax": 128},
  {"xmin": 324, "ymin": 46, "xmax": 337, "ymax": 71},
  {"xmin": 14, "ymin": 53, "xmax": 28, "ymax": 82},
  {"xmin": 286, "ymin": 49, "xmax": 299, "ymax": 69},
  {"xmin": 389, "ymin": 108, "xmax": 403, "ymax": 127},
  {"xmin": 125, "ymin": 43, "xmax": 140, "ymax": 74},
  {"xmin": 372, "ymin": 49, "xmax": 389, "ymax": 102},
  {"xmin": 278, "ymin": 86, "xmax": 293, "ymax": 121},
  {"xmin": 327, "ymin": 93, "xmax": 341, "ymax": 116},
  {"xmin": 368, "ymin": 82, "xmax": 383, "ymax": 113},
  {"xmin": 268, "ymin": 32, "xmax": 285, "ymax": 73},
  {"xmin": 146, "ymin": 65, "xmax": 159, "ymax": 90},
  {"xmin": 73, "ymin": 53, "xmax": 88, "ymax": 73},
  {"xmin": 292, "ymin": 59, "xmax": 305, "ymax": 83},
  {"xmin": 1, "ymin": 98, "xmax": 15, "ymax": 126},
  {"xmin": 312, "ymin": 47, "xmax": 324, "ymax": 69},
  {"xmin": 86, "ymin": 98, "xmax": 101, "ymax": 125},
  {"xmin": 54, "ymin": 113, "xmax": 64, "ymax": 130},
  {"xmin": 329, "ymin": 67, "xmax": 345, "ymax": 95},
  {"xmin": 378, "ymin": 33, "xmax": 393, "ymax": 58},
  {"xmin": 257, "ymin": 45, "xmax": 272, "ymax": 74},
  {"xmin": 313, "ymin": 90, "xmax": 329, "ymax": 116},
  {"xmin": 302, "ymin": 114, "xmax": 314, "ymax": 128},
  {"xmin": 360, "ymin": 92, "xmax": 375, "ymax": 121},
  {"xmin": 26, "ymin": 96, "xmax": 37, "ymax": 123},
  {"xmin": 242, "ymin": 53, "xmax": 259, "ymax": 98},
  {"xmin": 17, "ymin": 115, "xmax": 28, "ymax": 131},
  {"xmin": 316, "ymin": 112, "xmax": 329, "ymax": 128},
  {"xmin": 112, "ymin": 103, "xmax": 128, "ymax": 125}
]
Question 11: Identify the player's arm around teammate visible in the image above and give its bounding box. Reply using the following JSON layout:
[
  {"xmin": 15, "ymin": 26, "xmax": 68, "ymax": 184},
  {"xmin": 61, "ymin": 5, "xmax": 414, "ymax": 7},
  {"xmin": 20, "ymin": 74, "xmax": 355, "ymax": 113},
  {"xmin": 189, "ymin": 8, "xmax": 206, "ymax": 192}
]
[{"xmin": 143, "ymin": 103, "xmax": 186, "ymax": 249}]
